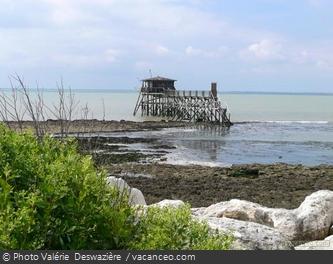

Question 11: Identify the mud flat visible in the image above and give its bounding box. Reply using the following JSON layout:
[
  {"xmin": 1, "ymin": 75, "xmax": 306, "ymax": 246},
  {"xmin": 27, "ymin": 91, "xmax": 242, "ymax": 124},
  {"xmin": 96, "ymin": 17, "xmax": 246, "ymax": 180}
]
[
  {"xmin": 6, "ymin": 119, "xmax": 333, "ymax": 210},
  {"xmin": 107, "ymin": 163, "xmax": 333, "ymax": 209},
  {"xmin": 7, "ymin": 120, "xmax": 189, "ymax": 134},
  {"xmin": 70, "ymin": 122, "xmax": 333, "ymax": 209}
]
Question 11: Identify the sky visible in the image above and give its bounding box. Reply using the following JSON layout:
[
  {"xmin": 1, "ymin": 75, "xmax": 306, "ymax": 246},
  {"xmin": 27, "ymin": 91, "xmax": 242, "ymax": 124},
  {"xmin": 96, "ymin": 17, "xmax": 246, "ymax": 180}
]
[{"xmin": 0, "ymin": 0, "xmax": 333, "ymax": 92}]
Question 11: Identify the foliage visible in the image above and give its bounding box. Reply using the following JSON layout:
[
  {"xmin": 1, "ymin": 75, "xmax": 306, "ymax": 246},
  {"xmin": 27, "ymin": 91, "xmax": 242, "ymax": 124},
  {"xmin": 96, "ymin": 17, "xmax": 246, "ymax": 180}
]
[
  {"xmin": 0, "ymin": 124, "xmax": 232, "ymax": 250},
  {"xmin": 130, "ymin": 205, "xmax": 233, "ymax": 250},
  {"xmin": 0, "ymin": 124, "xmax": 136, "ymax": 249}
]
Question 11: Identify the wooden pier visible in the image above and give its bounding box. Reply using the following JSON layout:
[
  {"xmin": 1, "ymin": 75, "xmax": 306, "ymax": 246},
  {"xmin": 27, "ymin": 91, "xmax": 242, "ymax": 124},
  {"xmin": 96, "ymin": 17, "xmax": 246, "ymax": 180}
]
[{"xmin": 133, "ymin": 76, "xmax": 232, "ymax": 127}]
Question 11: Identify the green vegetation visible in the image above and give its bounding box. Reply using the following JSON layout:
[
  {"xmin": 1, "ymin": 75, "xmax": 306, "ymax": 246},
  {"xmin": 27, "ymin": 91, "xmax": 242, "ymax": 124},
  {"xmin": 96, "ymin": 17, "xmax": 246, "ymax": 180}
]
[
  {"xmin": 0, "ymin": 124, "xmax": 232, "ymax": 250},
  {"xmin": 130, "ymin": 205, "xmax": 233, "ymax": 250},
  {"xmin": 0, "ymin": 124, "xmax": 136, "ymax": 249}
]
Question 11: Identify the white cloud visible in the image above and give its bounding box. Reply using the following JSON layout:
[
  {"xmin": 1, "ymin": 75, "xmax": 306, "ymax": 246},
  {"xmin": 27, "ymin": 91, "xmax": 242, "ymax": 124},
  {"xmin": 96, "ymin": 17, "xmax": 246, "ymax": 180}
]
[
  {"xmin": 50, "ymin": 48, "xmax": 120, "ymax": 67},
  {"xmin": 289, "ymin": 46, "xmax": 333, "ymax": 70},
  {"xmin": 154, "ymin": 45, "xmax": 170, "ymax": 56},
  {"xmin": 105, "ymin": 49, "xmax": 120, "ymax": 62},
  {"xmin": 292, "ymin": 50, "xmax": 310, "ymax": 64},
  {"xmin": 1, "ymin": 0, "xmax": 333, "ymax": 91},
  {"xmin": 306, "ymin": 0, "xmax": 329, "ymax": 8},
  {"xmin": 241, "ymin": 39, "xmax": 285, "ymax": 61},
  {"xmin": 185, "ymin": 46, "xmax": 201, "ymax": 56},
  {"xmin": 185, "ymin": 46, "xmax": 228, "ymax": 58},
  {"xmin": 251, "ymin": 66, "xmax": 276, "ymax": 74},
  {"xmin": 51, "ymin": 53, "xmax": 99, "ymax": 67},
  {"xmin": 316, "ymin": 59, "xmax": 333, "ymax": 70},
  {"xmin": 134, "ymin": 61, "xmax": 153, "ymax": 70},
  {"xmin": 41, "ymin": 0, "xmax": 89, "ymax": 26}
]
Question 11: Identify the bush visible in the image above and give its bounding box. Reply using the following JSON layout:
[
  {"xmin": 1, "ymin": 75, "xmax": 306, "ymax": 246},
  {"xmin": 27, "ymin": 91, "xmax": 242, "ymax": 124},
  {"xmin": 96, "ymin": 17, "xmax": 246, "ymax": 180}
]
[
  {"xmin": 130, "ymin": 205, "xmax": 233, "ymax": 250},
  {"xmin": 0, "ymin": 124, "xmax": 136, "ymax": 249},
  {"xmin": 0, "ymin": 124, "xmax": 232, "ymax": 250}
]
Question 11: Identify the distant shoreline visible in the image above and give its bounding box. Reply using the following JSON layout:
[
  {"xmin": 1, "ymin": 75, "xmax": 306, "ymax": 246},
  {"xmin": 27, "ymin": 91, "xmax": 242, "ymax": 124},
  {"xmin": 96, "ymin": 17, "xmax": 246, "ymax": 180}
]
[
  {"xmin": 5, "ymin": 119, "xmax": 191, "ymax": 134},
  {"xmin": 1, "ymin": 87, "xmax": 333, "ymax": 96},
  {"xmin": 5, "ymin": 119, "xmax": 332, "ymax": 135}
]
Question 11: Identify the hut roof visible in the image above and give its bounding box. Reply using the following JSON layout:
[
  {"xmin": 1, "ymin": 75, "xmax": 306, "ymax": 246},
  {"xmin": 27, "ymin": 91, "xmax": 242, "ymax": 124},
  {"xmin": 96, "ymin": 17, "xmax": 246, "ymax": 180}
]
[{"xmin": 142, "ymin": 76, "xmax": 177, "ymax": 82}]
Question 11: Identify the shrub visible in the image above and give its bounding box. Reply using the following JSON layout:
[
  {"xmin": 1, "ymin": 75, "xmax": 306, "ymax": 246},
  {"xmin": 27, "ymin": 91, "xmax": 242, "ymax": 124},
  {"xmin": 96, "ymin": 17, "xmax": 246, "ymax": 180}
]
[
  {"xmin": 0, "ymin": 124, "xmax": 137, "ymax": 249},
  {"xmin": 130, "ymin": 205, "xmax": 233, "ymax": 250},
  {"xmin": 0, "ymin": 124, "xmax": 232, "ymax": 250}
]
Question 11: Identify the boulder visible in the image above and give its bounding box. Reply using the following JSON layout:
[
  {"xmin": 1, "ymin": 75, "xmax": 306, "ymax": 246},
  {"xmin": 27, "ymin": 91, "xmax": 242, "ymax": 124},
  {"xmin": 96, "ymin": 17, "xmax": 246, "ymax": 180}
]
[
  {"xmin": 104, "ymin": 180, "xmax": 333, "ymax": 249},
  {"xmin": 150, "ymin": 200, "xmax": 185, "ymax": 208},
  {"xmin": 129, "ymin": 188, "xmax": 146, "ymax": 206},
  {"xmin": 295, "ymin": 190, "xmax": 333, "ymax": 241},
  {"xmin": 195, "ymin": 216, "xmax": 293, "ymax": 250},
  {"xmin": 106, "ymin": 176, "xmax": 147, "ymax": 206},
  {"xmin": 106, "ymin": 176, "xmax": 130, "ymax": 193},
  {"xmin": 192, "ymin": 199, "xmax": 274, "ymax": 225},
  {"xmin": 192, "ymin": 190, "xmax": 333, "ymax": 242},
  {"xmin": 295, "ymin": 235, "xmax": 333, "ymax": 250}
]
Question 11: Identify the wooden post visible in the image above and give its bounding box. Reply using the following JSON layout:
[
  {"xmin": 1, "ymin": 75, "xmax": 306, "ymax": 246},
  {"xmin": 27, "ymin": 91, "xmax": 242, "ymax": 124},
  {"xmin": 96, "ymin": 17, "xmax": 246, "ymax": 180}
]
[{"xmin": 211, "ymin": 82, "xmax": 217, "ymax": 100}]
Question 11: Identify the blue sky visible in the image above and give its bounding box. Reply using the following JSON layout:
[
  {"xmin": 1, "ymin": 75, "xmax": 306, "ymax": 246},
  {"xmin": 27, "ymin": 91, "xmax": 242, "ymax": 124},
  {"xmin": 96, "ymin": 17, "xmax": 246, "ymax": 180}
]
[{"xmin": 1, "ymin": 0, "xmax": 333, "ymax": 92}]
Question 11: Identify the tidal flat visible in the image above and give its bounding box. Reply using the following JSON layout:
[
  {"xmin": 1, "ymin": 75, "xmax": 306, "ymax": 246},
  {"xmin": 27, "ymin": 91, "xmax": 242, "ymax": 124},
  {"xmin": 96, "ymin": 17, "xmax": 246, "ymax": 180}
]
[{"xmin": 9, "ymin": 120, "xmax": 333, "ymax": 209}]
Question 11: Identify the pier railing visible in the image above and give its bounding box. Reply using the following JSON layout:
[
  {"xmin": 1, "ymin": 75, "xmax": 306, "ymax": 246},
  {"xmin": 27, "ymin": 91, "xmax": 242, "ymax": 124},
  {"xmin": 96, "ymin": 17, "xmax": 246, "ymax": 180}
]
[
  {"xmin": 165, "ymin": 90, "xmax": 212, "ymax": 98},
  {"xmin": 141, "ymin": 88, "xmax": 213, "ymax": 98}
]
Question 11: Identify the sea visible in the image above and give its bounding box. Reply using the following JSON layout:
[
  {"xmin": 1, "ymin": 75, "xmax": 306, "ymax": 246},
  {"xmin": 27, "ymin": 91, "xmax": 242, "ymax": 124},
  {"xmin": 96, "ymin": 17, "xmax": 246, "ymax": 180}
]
[{"xmin": 1, "ymin": 89, "xmax": 333, "ymax": 166}]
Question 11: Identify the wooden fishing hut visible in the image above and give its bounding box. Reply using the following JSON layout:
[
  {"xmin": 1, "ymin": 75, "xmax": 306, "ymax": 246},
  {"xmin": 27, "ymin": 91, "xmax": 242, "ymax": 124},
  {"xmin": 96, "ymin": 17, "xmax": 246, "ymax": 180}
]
[{"xmin": 133, "ymin": 76, "xmax": 232, "ymax": 127}]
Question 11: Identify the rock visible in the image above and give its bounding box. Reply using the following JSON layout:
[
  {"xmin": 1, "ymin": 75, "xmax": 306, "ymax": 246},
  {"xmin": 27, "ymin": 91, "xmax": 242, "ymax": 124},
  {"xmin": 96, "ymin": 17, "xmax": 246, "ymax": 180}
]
[
  {"xmin": 106, "ymin": 176, "xmax": 130, "ymax": 193},
  {"xmin": 295, "ymin": 190, "xmax": 333, "ymax": 241},
  {"xmin": 329, "ymin": 225, "xmax": 333, "ymax": 236},
  {"xmin": 192, "ymin": 190, "xmax": 333, "ymax": 242},
  {"xmin": 150, "ymin": 200, "xmax": 185, "ymax": 208},
  {"xmin": 106, "ymin": 176, "xmax": 146, "ymax": 206},
  {"xmin": 295, "ymin": 235, "xmax": 333, "ymax": 250},
  {"xmin": 192, "ymin": 199, "xmax": 274, "ymax": 225},
  {"xmin": 195, "ymin": 216, "xmax": 293, "ymax": 250},
  {"xmin": 129, "ymin": 188, "xmax": 146, "ymax": 206},
  {"xmin": 327, "ymin": 235, "xmax": 333, "ymax": 241},
  {"xmin": 268, "ymin": 190, "xmax": 333, "ymax": 241}
]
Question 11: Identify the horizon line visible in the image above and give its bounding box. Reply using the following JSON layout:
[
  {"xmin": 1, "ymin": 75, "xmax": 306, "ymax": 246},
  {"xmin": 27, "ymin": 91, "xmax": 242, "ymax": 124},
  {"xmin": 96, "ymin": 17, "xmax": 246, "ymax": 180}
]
[{"xmin": 0, "ymin": 87, "xmax": 332, "ymax": 96}]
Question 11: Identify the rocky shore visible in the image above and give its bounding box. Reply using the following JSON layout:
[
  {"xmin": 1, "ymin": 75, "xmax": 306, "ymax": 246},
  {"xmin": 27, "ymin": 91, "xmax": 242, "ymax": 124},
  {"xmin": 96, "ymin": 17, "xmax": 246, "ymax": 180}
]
[{"xmin": 107, "ymin": 176, "xmax": 333, "ymax": 250}]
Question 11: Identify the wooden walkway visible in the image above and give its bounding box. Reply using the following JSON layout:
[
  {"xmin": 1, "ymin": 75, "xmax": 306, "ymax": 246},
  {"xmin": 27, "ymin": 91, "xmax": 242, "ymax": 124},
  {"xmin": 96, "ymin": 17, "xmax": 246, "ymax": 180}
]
[{"xmin": 133, "ymin": 89, "xmax": 232, "ymax": 127}]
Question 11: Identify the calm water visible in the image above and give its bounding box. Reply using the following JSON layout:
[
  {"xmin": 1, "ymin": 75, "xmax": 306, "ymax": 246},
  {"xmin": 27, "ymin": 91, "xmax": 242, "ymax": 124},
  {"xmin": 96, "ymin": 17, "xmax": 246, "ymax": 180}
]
[
  {"xmin": 39, "ymin": 91, "xmax": 333, "ymax": 123},
  {"xmin": 1, "ymin": 90, "xmax": 333, "ymax": 166}
]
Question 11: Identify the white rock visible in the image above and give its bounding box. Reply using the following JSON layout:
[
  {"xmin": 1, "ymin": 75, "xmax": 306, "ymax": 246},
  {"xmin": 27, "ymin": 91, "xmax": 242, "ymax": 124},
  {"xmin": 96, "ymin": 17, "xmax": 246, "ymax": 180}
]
[
  {"xmin": 295, "ymin": 190, "xmax": 333, "ymax": 241},
  {"xmin": 192, "ymin": 199, "xmax": 273, "ymax": 225},
  {"xmin": 192, "ymin": 190, "xmax": 333, "ymax": 242},
  {"xmin": 150, "ymin": 200, "xmax": 185, "ymax": 208},
  {"xmin": 130, "ymin": 188, "xmax": 147, "ymax": 206},
  {"xmin": 106, "ymin": 176, "xmax": 130, "ymax": 193},
  {"xmin": 106, "ymin": 176, "xmax": 146, "ymax": 206},
  {"xmin": 195, "ymin": 216, "xmax": 293, "ymax": 250},
  {"xmin": 295, "ymin": 236, "xmax": 333, "ymax": 250},
  {"xmin": 326, "ymin": 235, "xmax": 333, "ymax": 241}
]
